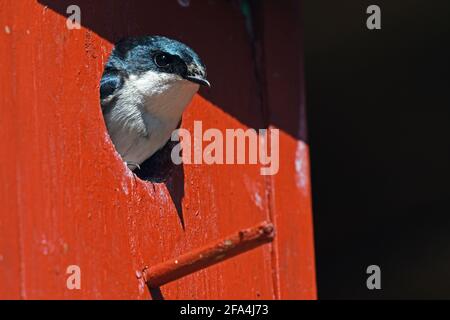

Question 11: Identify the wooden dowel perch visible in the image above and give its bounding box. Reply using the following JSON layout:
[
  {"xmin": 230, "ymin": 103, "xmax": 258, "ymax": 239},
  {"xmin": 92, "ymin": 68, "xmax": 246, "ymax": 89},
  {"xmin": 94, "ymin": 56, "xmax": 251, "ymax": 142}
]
[{"xmin": 143, "ymin": 221, "xmax": 275, "ymax": 288}]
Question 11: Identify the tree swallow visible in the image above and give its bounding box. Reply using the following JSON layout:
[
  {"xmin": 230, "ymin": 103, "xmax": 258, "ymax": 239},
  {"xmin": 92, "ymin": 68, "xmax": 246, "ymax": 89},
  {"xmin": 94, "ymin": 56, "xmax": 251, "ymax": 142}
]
[{"xmin": 100, "ymin": 36, "xmax": 210, "ymax": 170}]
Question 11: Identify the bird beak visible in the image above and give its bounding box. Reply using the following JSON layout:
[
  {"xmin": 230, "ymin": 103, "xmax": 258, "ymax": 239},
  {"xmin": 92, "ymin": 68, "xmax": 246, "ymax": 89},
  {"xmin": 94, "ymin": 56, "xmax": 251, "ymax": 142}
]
[{"xmin": 186, "ymin": 75, "xmax": 211, "ymax": 88}]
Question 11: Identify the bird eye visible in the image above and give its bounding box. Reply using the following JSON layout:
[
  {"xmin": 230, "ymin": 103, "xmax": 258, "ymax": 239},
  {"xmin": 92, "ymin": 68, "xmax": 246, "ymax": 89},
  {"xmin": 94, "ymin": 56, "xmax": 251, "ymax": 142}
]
[{"xmin": 154, "ymin": 53, "xmax": 172, "ymax": 67}]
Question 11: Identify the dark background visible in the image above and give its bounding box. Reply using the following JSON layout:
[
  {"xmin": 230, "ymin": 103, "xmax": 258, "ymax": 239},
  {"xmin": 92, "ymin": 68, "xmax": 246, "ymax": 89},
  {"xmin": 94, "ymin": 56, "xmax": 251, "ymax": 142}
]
[{"xmin": 303, "ymin": 0, "xmax": 450, "ymax": 298}]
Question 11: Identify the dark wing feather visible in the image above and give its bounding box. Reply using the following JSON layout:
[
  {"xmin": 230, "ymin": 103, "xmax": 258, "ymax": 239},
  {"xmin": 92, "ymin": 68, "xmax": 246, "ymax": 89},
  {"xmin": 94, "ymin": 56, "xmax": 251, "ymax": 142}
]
[{"xmin": 100, "ymin": 68, "xmax": 124, "ymax": 110}]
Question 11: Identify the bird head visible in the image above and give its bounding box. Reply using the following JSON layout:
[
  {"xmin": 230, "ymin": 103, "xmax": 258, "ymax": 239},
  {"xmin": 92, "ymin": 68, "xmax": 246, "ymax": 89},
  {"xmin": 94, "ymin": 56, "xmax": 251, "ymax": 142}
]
[{"xmin": 109, "ymin": 35, "xmax": 210, "ymax": 88}]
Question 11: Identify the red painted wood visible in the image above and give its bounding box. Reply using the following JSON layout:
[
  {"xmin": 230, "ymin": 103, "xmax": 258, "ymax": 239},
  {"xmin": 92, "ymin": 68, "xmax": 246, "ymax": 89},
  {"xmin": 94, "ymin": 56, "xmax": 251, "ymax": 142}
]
[
  {"xmin": 145, "ymin": 221, "xmax": 275, "ymax": 288},
  {"xmin": 259, "ymin": 1, "xmax": 317, "ymax": 299},
  {"xmin": 0, "ymin": 0, "xmax": 315, "ymax": 299}
]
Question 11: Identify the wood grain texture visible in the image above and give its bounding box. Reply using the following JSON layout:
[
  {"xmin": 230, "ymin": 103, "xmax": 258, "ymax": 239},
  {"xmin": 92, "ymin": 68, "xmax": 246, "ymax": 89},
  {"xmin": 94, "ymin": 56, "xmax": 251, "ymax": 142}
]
[
  {"xmin": 0, "ymin": 0, "xmax": 315, "ymax": 299},
  {"xmin": 145, "ymin": 221, "xmax": 275, "ymax": 288}
]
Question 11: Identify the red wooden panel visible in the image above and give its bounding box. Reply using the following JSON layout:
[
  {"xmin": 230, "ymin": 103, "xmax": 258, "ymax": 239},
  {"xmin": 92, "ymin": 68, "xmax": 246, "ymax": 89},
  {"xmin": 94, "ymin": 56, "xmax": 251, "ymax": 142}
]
[
  {"xmin": 0, "ymin": 0, "xmax": 315, "ymax": 299},
  {"xmin": 259, "ymin": 1, "xmax": 317, "ymax": 299}
]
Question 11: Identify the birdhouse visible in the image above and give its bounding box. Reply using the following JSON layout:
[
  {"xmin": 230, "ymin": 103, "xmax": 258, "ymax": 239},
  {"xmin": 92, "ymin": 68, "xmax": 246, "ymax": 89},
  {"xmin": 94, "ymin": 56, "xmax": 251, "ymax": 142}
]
[{"xmin": 0, "ymin": 0, "xmax": 316, "ymax": 299}]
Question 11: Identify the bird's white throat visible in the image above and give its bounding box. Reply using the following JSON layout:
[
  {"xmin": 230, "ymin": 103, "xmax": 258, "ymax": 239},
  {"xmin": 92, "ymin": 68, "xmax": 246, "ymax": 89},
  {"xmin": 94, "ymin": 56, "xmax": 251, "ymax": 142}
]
[
  {"xmin": 128, "ymin": 70, "xmax": 200, "ymax": 120},
  {"xmin": 107, "ymin": 70, "xmax": 200, "ymax": 166}
]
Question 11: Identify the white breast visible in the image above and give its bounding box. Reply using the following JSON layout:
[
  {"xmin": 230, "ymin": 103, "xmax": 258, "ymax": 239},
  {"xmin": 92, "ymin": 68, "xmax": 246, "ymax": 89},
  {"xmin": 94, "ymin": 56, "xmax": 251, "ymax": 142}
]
[{"xmin": 104, "ymin": 70, "xmax": 199, "ymax": 166}]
